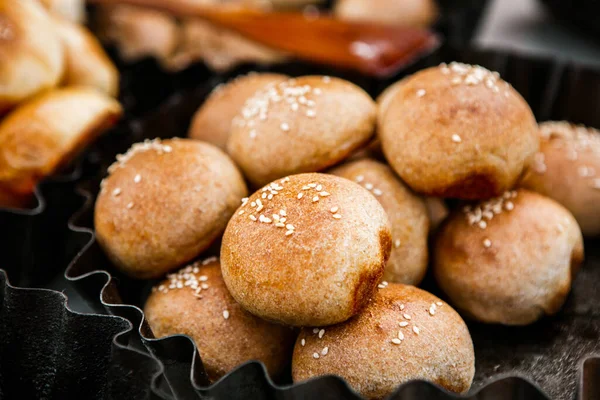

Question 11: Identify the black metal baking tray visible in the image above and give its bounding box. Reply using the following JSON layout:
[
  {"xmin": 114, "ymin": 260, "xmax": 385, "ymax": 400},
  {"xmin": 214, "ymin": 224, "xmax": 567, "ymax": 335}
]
[{"xmin": 539, "ymin": 0, "xmax": 600, "ymax": 41}]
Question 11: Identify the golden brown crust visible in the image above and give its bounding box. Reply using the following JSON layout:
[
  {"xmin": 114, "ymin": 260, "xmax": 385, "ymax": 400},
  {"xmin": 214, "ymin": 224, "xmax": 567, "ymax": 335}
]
[
  {"xmin": 330, "ymin": 159, "xmax": 429, "ymax": 285},
  {"xmin": 0, "ymin": 0, "xmax": 64, "ymax": 113},
  {"xmin": 144, "ymin": 259, "xmax": 296, "ymax": 382},
  {"xmin": 227, "ymin": 76, "xmax": 377, "ymax": 187},
  {"xmin": 95, "ymin": 139, "xmax": 247, "ymax": 279},
  {"xmin": 221, "ymin": 173, "xmax": 391, "ymax": 326},
  {"xmin": 520, "ymin": 121, "xmax": 600, "ymax": 236},
  {"xmin": 334, "ymin": 0, "xmax": 438, "ymax": 27},
  {"xmin": 379, "ymin": 63, "xmax": 539, "ymax": 199},
  {"xmin": 292, "ymin": 284, "xmax": 475, "ymax": 399},
  {"xmin": 434, "ymin": 189, "xmax": 584, "ymax": 325},
  {"xmin": 37, "ymin": 0, "xmax": 85, "ymax": 23},
  {"xmin": 0, "ymin": 88, "xmax": 122, "ymax": 202},
  {"xmin": 188, "ymin": 73, "xmax": 288, "ymax": 150}
]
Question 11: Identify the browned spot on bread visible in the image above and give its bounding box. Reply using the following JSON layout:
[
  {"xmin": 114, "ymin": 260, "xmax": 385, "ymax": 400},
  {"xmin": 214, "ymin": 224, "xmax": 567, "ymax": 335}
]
[
  {"xmin": 435, "ymin": 173, "xmax": 500, "ymax": 199},
  {"xmin": 352, "ymin": 266, "xmax": 383, "ymax": 315},
  {"xmin": 379, "ymin": 227, "xmax": 392, "ymax": 265},
  {"xmin": 570, "ymin": 240, "xmax": 585, "ymax": 277}
]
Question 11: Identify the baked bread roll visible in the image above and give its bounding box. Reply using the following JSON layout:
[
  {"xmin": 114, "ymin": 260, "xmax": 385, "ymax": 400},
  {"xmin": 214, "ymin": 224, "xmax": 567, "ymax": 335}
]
[
  {"xmin": 379, "ymin": 63, "xmax": 539, "ymax": 199},
  {"xmin": 144, "ymin": 258, "xmax": 296, "ymax": 382},
  {"xmin": 37, "ymin": 0, "xmax": 85, "ymax": 23},
  {"xmin": 521, "ymin": 121, "xmax": 600, "ymax": 237},
  {"xmin": 425, "ymin": 197, "xmax": 448, "ymax": 232},
  {"xmin": 434, "ymin": 189, "xmax": 584, "ymax": 325},
  {"xmin": 95, "ymin": 139, "xmax": 247, "ymax": 279},
  {"xmin": 51, "ymin": 15, "xmax": 119, "ymax": 97},
  {"xmin": 330, "ymin": 159, "xmax": 429, "ymax": 285},
  {"xmin": 0, "ymin": 0, "xmax": 64, "ymax": 113},
  {"xmin": 227, "ymin": 76, "xmax": 377, "ymax": 187},
  {"xmin": 334, "ymin": 0, "xmax": 438, "ymax": 27},
  {"xmin": 0, "ymin": 88, "xmax": 122, "ymax": 208},
  {"xmin": 221, "ymin": 173, "xmax": 391, "ymax": 326},
  {"xmin": 188, "ymin": 73, "xmax": 288, "ymax": 150},
  {"xmin": 292, "ymin": 283, "xmax": 475, "ymax": 398}
]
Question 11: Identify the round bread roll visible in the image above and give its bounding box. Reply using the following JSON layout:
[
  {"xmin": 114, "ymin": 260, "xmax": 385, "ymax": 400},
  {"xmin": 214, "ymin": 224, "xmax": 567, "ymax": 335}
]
[
  {"xmin": 330, "ymin": 159, "xmax": 429, "ymax": 285},
  {"xmin": 95, "ymin": 139, "xmax": 247, "ymax": 279},
  {"xmin": 0, "ymin": 0, "xmax": 64, "ymax": 113},
  {"xmin": 521, "ymin": 121, "xmax": 600, "ymax": 237},
  {"xmin": 221, "ymin": 173, "xmax": 391, "ymax": 326},
  {"xmin": 227, "ymin": 76, "xmax": 377, "ymax": 187},
  {"xmin": 292, "ymin": 283, "xmax": 475, "ymax": 398},
  {"xmin": 334, "ymin": 0, "xmax": 438, "ymax": 27},
  {"xmin": 144, "ymin": 257, "xmax": 296, "ymax": 382},
  {"xmin": 188, "ymin": 73, "xmax": 288, "ymax": 150},
  {"xmin": 434, "ymin": 189, "xmax": 584, "ymax": 325},
  {"xmin": 0, "ymin": 88, "xmax": 122, "ymax": 208},
  {"xmin": 379, "ymin": 63, "xmax": 539, "ymax": 199}
]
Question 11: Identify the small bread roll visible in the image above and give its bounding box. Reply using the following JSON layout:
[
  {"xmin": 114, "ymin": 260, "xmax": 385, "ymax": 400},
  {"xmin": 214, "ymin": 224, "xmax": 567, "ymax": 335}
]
[
  {"xmin": 334, "ymin": 0, "xmax": 438, "ymax": 27},
  {"xmin": 188, "ymin": 73, "xmax": 288, "ymax": 150},
  {"xmin": 330, "ymin": 159, "xmax": 429, "ymax": 285},
  {"xmin": 424, "ymin": 197, "xmax": 448, "ymax": 232},
  {"xmin": 51, "ymin": 16, "xmax": 119, "ymax": 97},
  {"xmin": 95, "ymin": 139, "xmax": 247, "ymax": 279},
  {"xmin": 145, "ymin": 258, "xmax": 296, "ymax": 382},
  {"xmin": 434, "ymin": 189, "xmax": 584, "ymax": 325},
  {"xmin": 521, "ymin": 121, "xmax": 600, "ymax": 237},
  {"xmin": 0, "ymin": 88, "xmax": 122, "ymax": 207},
  {"xmin": 227, "ymin": 76, "xmax": 377, "ymax": 187},
  {"xmin": 0, "ymin": 0, "xmax": 64, "ymax": 113},
  {"xmin": 292, "ymin": 284, "xmax": 475, "ymax": 398},
  {"xmin": 37, "ymin": 0, "xmax": 85, "ymax": 23},
  {"xmin": 221, "ymin": 173, "xmax": 391, "ymax": 326},
  {"xmin": 379, "ymin": 63, "xmax": 539, "ymax": 199}
]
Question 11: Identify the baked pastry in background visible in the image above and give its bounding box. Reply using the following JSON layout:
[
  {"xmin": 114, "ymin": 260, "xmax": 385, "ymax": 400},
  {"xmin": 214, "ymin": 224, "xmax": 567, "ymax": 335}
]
[
  {"xmin": 95, "ymin": 139, "xmax": 247, "ymax": 279},
  {"xmin": 334, "ymin": 0, "xmax": 438, "ymax": 27},
  {"xmin": 37, "ymin": 0, "xmax": 85, "ymax": 23},
  {"xmin": 434, "ymin": 189, "xmax": 584, "ymax": 325},
  {"xmin": 221, "ymin": 173, "xmax": 391, "ymax": 327},
  {"xmin": 145, "ymin": 258, "xmax": 296, "ymax": 382},
  {"xmin": 227, "ymin": 76, "xmax": 376, "ymax": 187},
  {"xmin": 0, "ymin": 88, "xmax": 122, "ymax": 208},
  {"xmin": 292, "ymin": 283, "xmax": 475, "ymax": 399},
  {"xmin": 188, "ymin": 73, "xmax": 288, "ymax": 150},
  {"xmin": 424, "ymin": 197, "xmax": 448, "ymax": 232},
  {"xmin": 521, "ymin": 121, "xmax": 600, "ymax": 237},
  {"xmin": 0, "ymin": 0, "xmax": 64, "ymax": 113},
  {"xmin": 379, "ymin": 62, "xmax": 539, "ymax": 200},
  {"xmin": 330, "ymin": 159, "xmax": 429, "ymax": 285}
]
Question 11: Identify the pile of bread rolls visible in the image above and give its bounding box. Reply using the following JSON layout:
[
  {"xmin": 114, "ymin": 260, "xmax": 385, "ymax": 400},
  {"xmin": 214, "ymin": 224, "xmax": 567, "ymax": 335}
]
[
  {"xmin": 0, "ymin": 0, "xmax": 122, "ymax": 208},
  {"xmin": 94, "ymin": 61, "xmax": 595, "ymax": 398}
]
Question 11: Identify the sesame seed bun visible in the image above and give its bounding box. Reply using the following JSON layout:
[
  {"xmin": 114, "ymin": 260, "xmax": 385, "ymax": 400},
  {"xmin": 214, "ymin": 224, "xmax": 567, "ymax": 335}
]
[
  {"xmin": 0, "ymin": 88, "xmax": 121, "ymax": 207},
  {"xmin": 434, "ymin": 189, "xmax": 584, "ymax": 325},
  {"xmin": 144, "ymin": 258, "xmax": 296, "ymax": 382},
  {"xmin": 521, "ymin": 121, "xmax": 600, "ymax": 237},
  {"xmin": 221, "ymin": 173, "xmax": 391, "ymax": 326},
  {"xmin": 292, "ymin": 283, "xmax": 475, "ymax": 399},
  {"xmin": 0, "ymin": 0, "xmax": 64, "ymax": 113},
  {"xmin": 95, "ymin": 139, "xmax": 247, "ymax": 279},
  {"xmin": 379, "ymin": 63, "xmax": 539, "ymax": 199},
  {"xmin": 330, "ymin": 159, "xmax": 429, "ymax": 285},
  {"xmin": 334, "ymin": 0, "xmax": 438, "ymax": 27},
  {"xmin": 227, "ymin": 76, "xmax": 377, "ymax": 187},
  {"xmin": 188, "ymin": 73, "xmax": 288, "ymax": 150}
]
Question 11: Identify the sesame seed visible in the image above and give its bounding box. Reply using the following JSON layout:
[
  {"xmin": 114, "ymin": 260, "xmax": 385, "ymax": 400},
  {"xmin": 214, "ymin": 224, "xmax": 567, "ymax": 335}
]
[
  {"xmin": 223, "ymin": 310, "xmax": 229, "ymax": 319},
  {"xmin": 308, "ymin": 183, "xmax": 317, "ymax": 188},
  {"xmin": 394, "ymin": 240, "xmax": 401, "ymax": 248},
  {"xmin": 251, "ymin": 201, "xmax": 256, "ymax": 207},
  {"xmin": 373, "ymin": 189, "xmax": 383, "ymax": 196},
  {"xmin": 262, "ymin": 193, "xmax": 267, "ymax": 199},
  {"xmin": 313, "ymin": 328, "xmax": 319, "ymax": 333},
  {"xmin": 275, "ymin": 222, "xmax": 285, "ymax": 228},
  {"xmin": 400, "ymin": 304, "xmax": 405, "ymax": 310},
  {"xmin": 199, "ymin": 276, "xmax": 208, "ymax": 281},
  {"xmin": 134, "ymin": 174, "xmax": 141, "ymax": 183},
  {"xmin": 316, "ymin": 184, "xmax": 323, "ymax": 191},
  {"xmin": 306, "ymin": 110, "xmax": 316, "ymax": 118},
  {"xmin": 452, "ymin": 134, "xmax": 462, "ymax": 143},
  {"xmin": 416, "ymin": 89, "xmax": 426, "ymax": 97},
  {"xmin": 286, "ymin": 224, "xmax": 295, "ymax": 230},
  {"xmin": 285, "ymin": 230, "xmax": 294, "ymax": 236},
  {"xmin": 330, "ymin": 206, "xmax": 339, "ymax": 213},
  {"xmin": 323, "ymin": 76, "xmax": 331, "ymax": 83},
  {"xmin": 398, "ymin": 331, "xmax": 404, "ymax": 340},
  {"xmin": 318, "ymin": 329, "xmax": 325, "ymax": 338},
  {"xmin": 291, "ymin": 103, "xmax": 299, "ymax": 111},
  {"xmin": 399, "ymin": 321, "xmax": 409, "ymax": 327},
  {"xmin": 112, "ymin": 188, "xmax": 122, "ymax": 197},
  {"xmin": 301, "ymin": 339, "xmax": 306, "ymax": 346},
  {"xmin": 313, "ymin": 353, "xmax": 320, "ymax": 359},
  {"xmin": 238, "ymin": 210, "xmax": 245, "ymax": 215},
  {"xmin": 126, "ymin": 202, "xmax": 134, "ymax": 209},
  {"xmin": 478, "ymin": 220, "xmax": 487, "ymax": 229},
  {"xmin": 280, "ymin": 210, "xmax": 287, "ymax": 216},
  {"xmin": 413, "ymin": 326, "xmax": 420, "ymax": 335},
  {"xmin": 355, "ymin": 175, "xmax": 364, "ymax": 183},
  {"xmin": 391, "ymin": 338, "xmax": 402, "ymax": 345},
  {"xmin": 281, "ymin": 123, "xmax": 290, "ymax": 132},
  {"xmin": 483, "ymin": 238, "xmax": 492, "ymax": 248},
  {"xmin": 267, "ymin": 194, "xmax": 274, "ymax": 200},
  {"xmin": 378, "ymin": 284, "xmax": 386, "ymax": 289},
  {"xmin": 321, "ymin": 347, "xmax": 329, "ymax": 355},
  {"xmin": 297, "ymin": 192, "xmax": 304, "ymax": 199},
  {"xmin": 332, "ymin": 214, "xmax": 342, "ymax": 219},
  {"xmin": 201, "ymin": 283, "xmax": 209, "ymax": 289},
  {"xmin": 429, "ymin": 304, "xmax": 437, "ymax": 316},
  {"xmin": 365, "ymin": 183, "xmax": 374, "ymax": 190},
  {"xmin": 505, "ymin": 201, "xmax": 514, "ymax": 211},
  {"xmin": 249, "ymin": 215, "xmax": 257, "ymax": 221},
  {"xmin": 313, "ymin": 196, "xmax": 319, "ymax": 202},
  {"xmin": 319, "ymin": 191, "xmax": 330, "ymax": 197},
  {"xmin": 249, "ymin": 130, "xmax": 257, "ymax": 139},
  {"xmin": 403, "ymin": 314, "xmax": 411, "ymax": 320},
  {"xmin": 313, "ymin": 88, "xmax": 322, "ymax": 95}
]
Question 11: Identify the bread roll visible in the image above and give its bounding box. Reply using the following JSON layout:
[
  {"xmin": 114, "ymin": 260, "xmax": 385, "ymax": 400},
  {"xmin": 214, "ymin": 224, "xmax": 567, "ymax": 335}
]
[
  {"xmin": 227, "ymin": 76, "xmax": 377, "ymax": 187},
  {"xmin": 0, "ymin": 0, "xmax": 64, "ymax": 113},
  {"xmin": 425, "ymin": 197, "xmax": 448, "ymax": 232},
  {"xmin": 221, "ymin": 173, "xmax": 391, "ymax": 326},
  {"xmin": 145, "ymin": 258, "xmax": 296, "ymax": 382},
  {"xmin": 379, "ymin": 63, "xmax": 539, "ymax": 199},
  {"xmin": 292, "ymin": 283, "xmax": 475, "ymax": 399},
  {"xmin": 521, "ymin": 121, "xmax": 600, "ymax": 237},
  {"xmin": 330, "ymin": 159, "xmax": 429, "ymax": 285},
  {"xmin": 434, "ymin": 189, "xmax": 584, "ymax": 325},
  {"xmin": 95, "ymin": 139, "xmax": 247, "ymax": 279},
  {"xmin": 37, "ymin": 0, "xmax": 85, "ymax": 23},
  {"xmin": 188, "ymin": 73, "xmax": 288, "ymax": 150},
  {"xmin": 334, "ymin": 0, "xmax": 438, "ymax": 27}
]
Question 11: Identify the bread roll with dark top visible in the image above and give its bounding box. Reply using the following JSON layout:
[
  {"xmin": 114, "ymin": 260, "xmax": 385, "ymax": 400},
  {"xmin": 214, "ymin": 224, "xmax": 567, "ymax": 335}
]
[
  {"xmin": 434, "ymin": 189, "xmax": 584, "ymax": 325},
  {"xmin": 221, "ymin": 173, "xmax": 391, "ymax": 327},
  {"xmin": 95, "ymin": 139, "xmax": 247, "ymax": 279},
  {"xmin": 188, "ymin": 73, "xmax": 288, "ymax": 150},
  {"xmin": 521, "ymin": 121, "xmax": 600, "ymax": 237},
  {"xmin": 292, "ymin": 283, "xmax": 475, "ymax": 399},
  {"xmin": 330, "ymin": 159, "xmax": 429, "ymax": 285},
  {"xmin": 144, "ymin": 258, "xmax": 296, "ymax": 382},
  {"xmin": 379, "ymin": 62, "xmax": 539, "ymax": 199},
  {"xmin": 227, "ymin": 76, "xmax": 377, "ymax": 187}
]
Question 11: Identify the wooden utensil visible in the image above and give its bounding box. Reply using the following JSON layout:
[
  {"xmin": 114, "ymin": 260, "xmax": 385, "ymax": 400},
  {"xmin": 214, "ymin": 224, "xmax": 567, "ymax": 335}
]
[{"xmin": 90, "ymin": 0, "xmax": 440, "ymax": 77}]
